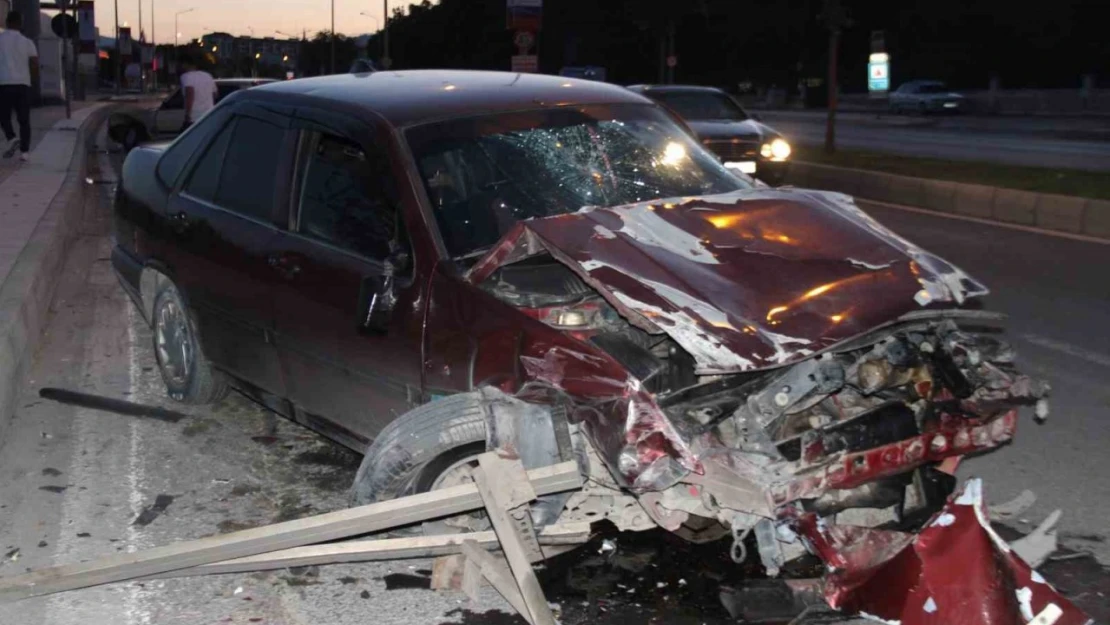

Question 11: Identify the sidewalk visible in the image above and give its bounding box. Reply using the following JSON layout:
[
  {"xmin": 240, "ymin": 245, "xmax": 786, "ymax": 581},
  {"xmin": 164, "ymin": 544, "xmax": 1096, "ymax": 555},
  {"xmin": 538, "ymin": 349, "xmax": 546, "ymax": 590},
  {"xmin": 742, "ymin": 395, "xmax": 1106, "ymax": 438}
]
[
  {"xmin": 0, "ymin": 103, "xmax": 99, "ymax": 285},
  {"xmin": 0, "ymin": 102, "xmax": 94, "ymax": 188},
  {"xmin": 0, "ymin": 101, "xmax": 108, "ymax": 443}
]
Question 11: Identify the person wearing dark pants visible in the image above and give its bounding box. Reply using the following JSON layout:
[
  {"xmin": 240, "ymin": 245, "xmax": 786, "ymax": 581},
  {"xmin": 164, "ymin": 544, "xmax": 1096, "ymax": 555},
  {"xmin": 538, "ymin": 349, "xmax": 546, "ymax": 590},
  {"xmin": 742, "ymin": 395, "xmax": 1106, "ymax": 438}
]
[{"xmin": 0, "ymin": 11, "xmax": 40, "ymax": 161}]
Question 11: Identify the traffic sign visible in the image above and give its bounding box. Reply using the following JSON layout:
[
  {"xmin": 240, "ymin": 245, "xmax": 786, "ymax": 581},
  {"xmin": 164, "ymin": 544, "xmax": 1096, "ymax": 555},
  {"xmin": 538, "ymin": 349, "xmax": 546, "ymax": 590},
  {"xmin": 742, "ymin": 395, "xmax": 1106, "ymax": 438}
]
[
  {"xmin": 867, "ymin": 52, "xmax": 889, "ymax": 94},
  {"xmin": 511, "ymin": 55, "xmax": 538, "ymax": 73},
  {"xmin": 51, "ymin": 13, "xmax": 79, "ymax": 39}
]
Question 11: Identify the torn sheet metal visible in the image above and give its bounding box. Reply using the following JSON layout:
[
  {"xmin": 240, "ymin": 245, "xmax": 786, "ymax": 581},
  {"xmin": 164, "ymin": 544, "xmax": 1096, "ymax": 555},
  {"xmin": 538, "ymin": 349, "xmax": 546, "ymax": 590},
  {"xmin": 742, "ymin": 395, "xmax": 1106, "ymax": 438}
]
[
  {"xmin": 793, "ymin": 479, "xmax": 1094, "ymax": 625},
  {"xmin": 467, "ymin": 189, "xmax": 987, "ymax": 374}
]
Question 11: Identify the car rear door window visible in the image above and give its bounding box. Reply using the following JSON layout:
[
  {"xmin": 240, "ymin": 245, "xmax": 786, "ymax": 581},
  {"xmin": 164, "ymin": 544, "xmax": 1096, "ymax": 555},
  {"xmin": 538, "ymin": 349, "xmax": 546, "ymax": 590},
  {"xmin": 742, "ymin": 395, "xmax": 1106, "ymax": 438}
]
[
  {"xmin": 156, "ymin": 107, "xmax": 230, "ymax": 188},
  {"xmin": 183, "ymin": 117, "xmax": 235, "ymax": 201},
  {"xmin": 200, "ymin": 115, "xmax": 285, "ymax": 221},
  {"xmin": 296, "ymin": 132, "xmax": 398, "ymax": 260}
]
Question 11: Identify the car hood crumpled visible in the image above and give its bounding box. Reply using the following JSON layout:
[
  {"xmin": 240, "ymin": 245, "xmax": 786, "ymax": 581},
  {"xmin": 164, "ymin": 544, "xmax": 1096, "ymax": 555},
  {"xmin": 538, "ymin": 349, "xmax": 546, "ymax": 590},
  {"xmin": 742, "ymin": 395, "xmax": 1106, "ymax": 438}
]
[{"xmin": 467, "ymin": 188, "xmax": 988, "ymax": 375}]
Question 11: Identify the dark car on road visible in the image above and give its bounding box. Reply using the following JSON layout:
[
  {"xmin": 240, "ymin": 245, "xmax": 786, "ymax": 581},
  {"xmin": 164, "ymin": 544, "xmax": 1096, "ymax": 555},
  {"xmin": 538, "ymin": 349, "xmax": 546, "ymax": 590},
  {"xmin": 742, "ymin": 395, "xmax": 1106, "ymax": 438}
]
[
  {"xmin": 108, "ymin": 78, "xmax": 277, "ymax": 150},
  {"xmin": 112, "ymin": 70, "xmax": 1040, "ymax": 563},
  {"xmin": 627, "ymin": 84, "xmax": 792, "ymax": 185}
]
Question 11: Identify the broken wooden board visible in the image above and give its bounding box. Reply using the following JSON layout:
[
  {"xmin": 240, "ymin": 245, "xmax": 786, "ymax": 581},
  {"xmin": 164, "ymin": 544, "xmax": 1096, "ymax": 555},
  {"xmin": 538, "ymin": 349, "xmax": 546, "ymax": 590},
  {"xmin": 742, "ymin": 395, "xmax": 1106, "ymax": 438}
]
[
  {"xmin": 0, "ymin": 461, "xmax": 581, "ymax": 603},
  {"xmin": 152, "ymin": 522, "xmax": 591, "ymax": 579},
  {"xmin": 460, "ymin": 540, "xmax": 535, "ymax": 625},
  {"xmin": 474, "ymin": 454, "xmax": 557, "ymax": 625}
]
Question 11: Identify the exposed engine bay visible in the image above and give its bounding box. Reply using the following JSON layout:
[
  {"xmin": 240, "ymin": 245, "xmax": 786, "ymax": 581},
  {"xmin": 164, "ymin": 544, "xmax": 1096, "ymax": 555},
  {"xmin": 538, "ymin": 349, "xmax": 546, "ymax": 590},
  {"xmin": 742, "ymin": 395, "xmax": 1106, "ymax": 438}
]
[{"xmin": 466, "ymin": 189, "xmax": 1087, "ymax": 623}]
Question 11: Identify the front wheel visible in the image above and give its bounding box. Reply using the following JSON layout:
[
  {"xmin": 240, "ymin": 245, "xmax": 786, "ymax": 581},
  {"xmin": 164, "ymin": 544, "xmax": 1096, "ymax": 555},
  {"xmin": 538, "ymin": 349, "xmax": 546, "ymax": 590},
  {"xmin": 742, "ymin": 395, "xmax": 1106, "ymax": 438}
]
[{"xmin": 351, "ymin": 392, "xmax": 490, "ymax": 506}]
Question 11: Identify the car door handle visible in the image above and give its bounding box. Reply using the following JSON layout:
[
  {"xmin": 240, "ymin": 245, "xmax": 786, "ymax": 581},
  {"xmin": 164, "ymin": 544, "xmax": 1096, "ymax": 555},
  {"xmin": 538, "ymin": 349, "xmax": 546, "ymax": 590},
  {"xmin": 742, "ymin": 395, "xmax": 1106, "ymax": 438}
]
[
  {"xmin": 168, "ymin": 211, "xmax": 194, "ymax": 234},
  {"xmin": 267, "ymin": 252, "xmax": 302, "ymax": 280}
]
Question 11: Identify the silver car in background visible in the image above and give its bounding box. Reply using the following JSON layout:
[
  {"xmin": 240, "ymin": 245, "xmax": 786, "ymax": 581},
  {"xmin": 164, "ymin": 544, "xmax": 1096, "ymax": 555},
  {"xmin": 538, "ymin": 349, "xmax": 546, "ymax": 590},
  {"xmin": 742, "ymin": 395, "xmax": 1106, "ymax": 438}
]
[{"xmin": 889, "ymin": 80, "xmax": 966, "ymax": 114}]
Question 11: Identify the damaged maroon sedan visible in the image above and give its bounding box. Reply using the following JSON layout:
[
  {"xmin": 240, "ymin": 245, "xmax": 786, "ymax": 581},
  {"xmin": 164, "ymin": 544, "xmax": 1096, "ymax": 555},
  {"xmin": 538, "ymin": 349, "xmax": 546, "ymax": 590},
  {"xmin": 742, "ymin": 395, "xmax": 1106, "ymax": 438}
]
[{"xmin": 112, "ymin": 70, "xmax": 1077, "ymax": 623}]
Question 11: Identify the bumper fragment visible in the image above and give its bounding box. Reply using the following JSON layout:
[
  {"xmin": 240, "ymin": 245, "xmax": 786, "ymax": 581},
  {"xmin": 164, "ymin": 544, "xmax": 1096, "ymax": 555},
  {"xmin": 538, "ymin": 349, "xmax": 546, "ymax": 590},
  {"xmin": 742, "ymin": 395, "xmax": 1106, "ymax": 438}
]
[{"xmin": 793, "ymin": 479, "xmax": 1094, "ymax": 625}]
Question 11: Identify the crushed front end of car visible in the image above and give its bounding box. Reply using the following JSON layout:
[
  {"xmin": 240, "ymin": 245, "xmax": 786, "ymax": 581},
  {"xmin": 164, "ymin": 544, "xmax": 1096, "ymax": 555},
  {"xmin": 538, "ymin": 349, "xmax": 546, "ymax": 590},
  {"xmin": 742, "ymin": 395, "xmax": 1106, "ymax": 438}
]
[{"xmin": 468, "ymin": 187, "xmax": 1085, "ymax": 623}]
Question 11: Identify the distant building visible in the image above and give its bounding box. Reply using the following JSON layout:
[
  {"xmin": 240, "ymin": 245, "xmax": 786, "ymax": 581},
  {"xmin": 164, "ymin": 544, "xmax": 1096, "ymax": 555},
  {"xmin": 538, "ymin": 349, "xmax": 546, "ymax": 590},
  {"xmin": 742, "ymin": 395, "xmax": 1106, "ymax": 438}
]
[{"xmin": 198, "ymin": 32, "xmax": 299, "ymax": 67}]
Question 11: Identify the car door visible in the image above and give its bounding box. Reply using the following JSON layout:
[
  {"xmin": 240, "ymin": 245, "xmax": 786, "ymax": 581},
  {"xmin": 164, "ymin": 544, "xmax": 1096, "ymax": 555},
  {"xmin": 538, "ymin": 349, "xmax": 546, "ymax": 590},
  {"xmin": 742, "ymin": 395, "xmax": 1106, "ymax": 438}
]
[
  {"xmin": 270, "ymin": 110, "xmax": 423, "ymax": 448},
  {"xmin": 154, "ymin": 89, "xmax": 186, "ymax": 134},
  {"xmin": 160, "ymin": 102, "xmax": 295, "ymax": 396}
]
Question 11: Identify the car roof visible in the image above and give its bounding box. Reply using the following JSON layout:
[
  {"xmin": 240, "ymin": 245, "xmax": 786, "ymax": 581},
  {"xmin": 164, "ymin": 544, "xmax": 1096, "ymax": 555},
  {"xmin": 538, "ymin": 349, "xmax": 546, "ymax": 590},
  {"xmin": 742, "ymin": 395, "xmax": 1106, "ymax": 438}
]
[
  {"xmin": 216, "ymin": 78, "xmax": 277, "ymax": 86},
  {"xmin": 626, "ymin": 84, "xmax": 728, "ymax": 95},
  {"xmin": 248, "ymin": 69, "xmax": 653, "ymax": 127}
]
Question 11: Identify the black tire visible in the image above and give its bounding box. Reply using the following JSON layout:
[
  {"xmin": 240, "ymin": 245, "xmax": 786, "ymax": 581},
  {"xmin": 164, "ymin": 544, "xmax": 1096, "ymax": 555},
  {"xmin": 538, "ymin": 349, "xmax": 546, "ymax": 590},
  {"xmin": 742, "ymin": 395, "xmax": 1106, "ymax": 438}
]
[
  {"xmin": 151, "ymin": 280, "xmax": 229, "ymax": 405},
  {"xmin": 350, "ymin": 392, "xmax": 488, "ymax": 507}
]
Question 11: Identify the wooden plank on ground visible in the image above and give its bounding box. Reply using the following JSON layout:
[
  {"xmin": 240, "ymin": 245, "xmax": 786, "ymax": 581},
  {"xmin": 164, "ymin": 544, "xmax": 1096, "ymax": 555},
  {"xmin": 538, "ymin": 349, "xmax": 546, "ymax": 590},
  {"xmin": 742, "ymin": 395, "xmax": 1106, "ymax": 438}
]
[
  {"xmin": 0, "ymin": 462, "xmax": 581, "ymax": 603},
  {"xmin": 152, "ymin": 522, "xmax": 590, "ymax": 579},
  {"xmin": 474, "ymin": 454, "xmax": 557, "ymax": 625},
  {"xmin": 460, "ymin": 540, "xmax": 534, "ymax": 625}
]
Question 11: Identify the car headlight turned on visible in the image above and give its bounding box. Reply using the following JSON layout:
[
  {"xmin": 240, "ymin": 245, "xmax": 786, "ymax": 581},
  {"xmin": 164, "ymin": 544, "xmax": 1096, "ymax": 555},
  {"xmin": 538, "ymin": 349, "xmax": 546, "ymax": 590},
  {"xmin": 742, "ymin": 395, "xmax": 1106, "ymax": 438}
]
[{"xmin": 761, "ymin": 138, "xmax": 792, "ymax": 162}]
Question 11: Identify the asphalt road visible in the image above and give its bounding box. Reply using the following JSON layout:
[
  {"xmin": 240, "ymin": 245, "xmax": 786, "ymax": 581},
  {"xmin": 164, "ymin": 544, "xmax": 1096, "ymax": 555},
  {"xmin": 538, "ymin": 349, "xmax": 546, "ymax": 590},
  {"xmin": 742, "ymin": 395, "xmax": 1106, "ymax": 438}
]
[
  {"xmin": 0, "ymin": 129, "xmax": 1106, "ymax": 625},
  {"xmin": 760, "ymin": 110, "xmax": 1110, "ymax": 172}
]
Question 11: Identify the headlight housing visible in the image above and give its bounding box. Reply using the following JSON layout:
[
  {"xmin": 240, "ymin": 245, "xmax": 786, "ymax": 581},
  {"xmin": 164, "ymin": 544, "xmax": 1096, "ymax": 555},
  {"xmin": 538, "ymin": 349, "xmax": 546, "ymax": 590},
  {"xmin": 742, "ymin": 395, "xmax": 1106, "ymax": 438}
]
[{"xmin": 761, "ymin": 138, "xmax": 792, "ymax": 162}]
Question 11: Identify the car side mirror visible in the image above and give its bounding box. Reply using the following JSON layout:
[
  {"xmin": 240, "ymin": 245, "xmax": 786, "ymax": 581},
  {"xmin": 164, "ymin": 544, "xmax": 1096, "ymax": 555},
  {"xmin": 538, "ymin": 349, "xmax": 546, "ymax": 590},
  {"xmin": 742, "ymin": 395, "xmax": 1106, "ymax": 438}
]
[{"xmin": 357, "ymin": 248, "xmax": 410, "ymax": 334}]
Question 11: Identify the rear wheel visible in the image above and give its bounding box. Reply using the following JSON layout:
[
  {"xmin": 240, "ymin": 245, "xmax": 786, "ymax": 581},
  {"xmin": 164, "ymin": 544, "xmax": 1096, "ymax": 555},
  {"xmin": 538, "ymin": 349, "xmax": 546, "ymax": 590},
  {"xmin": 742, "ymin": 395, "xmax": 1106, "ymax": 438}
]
[{"xmin": 151, "ymin": 280, "xmax": 229, "ymax": 405}]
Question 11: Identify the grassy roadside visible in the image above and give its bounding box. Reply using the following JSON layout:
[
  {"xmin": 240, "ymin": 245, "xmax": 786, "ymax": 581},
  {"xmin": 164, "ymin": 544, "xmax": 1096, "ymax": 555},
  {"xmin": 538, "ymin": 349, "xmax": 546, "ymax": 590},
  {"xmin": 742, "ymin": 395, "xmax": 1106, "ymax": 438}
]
[{"xmin": 794, "ymin": 146, "xmax": 1110, "ymax": 200}]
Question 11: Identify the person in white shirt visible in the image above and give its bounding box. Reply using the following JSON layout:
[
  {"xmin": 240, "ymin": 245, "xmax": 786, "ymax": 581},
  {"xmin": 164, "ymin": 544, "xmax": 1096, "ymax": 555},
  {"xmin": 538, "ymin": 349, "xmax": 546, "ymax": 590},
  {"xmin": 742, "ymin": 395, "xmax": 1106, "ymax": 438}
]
[
  {"xmin": 0, "ymin": 11, "xmax": 39, "ymax": 161},
  {"xmin": 178, "ymin": 53, "xmax": 217, "ymax": 131}
]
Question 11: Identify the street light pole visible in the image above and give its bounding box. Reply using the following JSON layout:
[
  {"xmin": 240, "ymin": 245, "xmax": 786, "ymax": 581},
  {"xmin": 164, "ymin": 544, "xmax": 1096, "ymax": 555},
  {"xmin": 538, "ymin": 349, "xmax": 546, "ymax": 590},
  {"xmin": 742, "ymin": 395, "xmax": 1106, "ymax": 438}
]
[
  {"xmin": 137, "ymin": 0, "xmax": 144, "ymax": 92},
  {"xmin": 175, "ymin": 8, "xmax": 195, "ymax": 80},
  {"xmin": 114, "ymin": 0, "xmax": 121, "ymax": 94},
  {"xmin": 330, "ymin": 0, "xmax": 335, "ymax": 74}
]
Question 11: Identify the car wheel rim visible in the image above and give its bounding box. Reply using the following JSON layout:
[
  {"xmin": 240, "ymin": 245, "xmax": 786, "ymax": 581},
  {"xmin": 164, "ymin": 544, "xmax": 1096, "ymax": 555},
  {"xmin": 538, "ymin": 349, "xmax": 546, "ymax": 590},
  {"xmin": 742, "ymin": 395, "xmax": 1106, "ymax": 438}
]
[
  {"xmin": 428, "ymin": 453, "xmax": 490, "ymax": 532},
  {"xmin": 155, "ymin": 298, "xmax": 193, "ymax": 387},
  {"xmin": 430, "ymin": 454, "xmax": 482, "ymax": 491}
]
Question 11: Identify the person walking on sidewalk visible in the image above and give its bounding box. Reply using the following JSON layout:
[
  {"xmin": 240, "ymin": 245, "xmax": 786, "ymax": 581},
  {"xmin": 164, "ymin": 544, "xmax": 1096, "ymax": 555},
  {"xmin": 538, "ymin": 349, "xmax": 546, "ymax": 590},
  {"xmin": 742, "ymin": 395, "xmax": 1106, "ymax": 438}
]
[
  {"xmin": 178, "ymin": 54, "xmax": 217, "ymax": 132},
  {"xmin": 0, "ymin": 11, "xmax": 39, "ymax": 162}
]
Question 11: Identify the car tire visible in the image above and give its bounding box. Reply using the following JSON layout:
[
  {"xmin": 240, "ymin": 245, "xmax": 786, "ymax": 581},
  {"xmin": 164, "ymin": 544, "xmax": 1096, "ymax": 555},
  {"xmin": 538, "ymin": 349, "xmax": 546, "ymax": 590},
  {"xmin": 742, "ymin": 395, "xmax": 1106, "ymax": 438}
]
[
  {"xmin": 350, "ymin": 392, "xmax": 488, "ymax": 507},
  {"xmin": 121, "ymin": 123, "xmax": 144, "ymax": 151},
  {"xmin": 151, "ymin": 280, "xmax": 229, "ymax": 405}
]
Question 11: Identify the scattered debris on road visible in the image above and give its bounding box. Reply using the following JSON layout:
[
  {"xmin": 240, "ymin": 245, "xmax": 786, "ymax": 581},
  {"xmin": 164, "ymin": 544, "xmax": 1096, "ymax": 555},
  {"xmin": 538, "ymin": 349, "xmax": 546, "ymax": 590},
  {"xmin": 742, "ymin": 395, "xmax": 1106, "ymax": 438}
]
[{"xmin": 39, "ymin": 387, "xmax": 189, "ymax": 423}]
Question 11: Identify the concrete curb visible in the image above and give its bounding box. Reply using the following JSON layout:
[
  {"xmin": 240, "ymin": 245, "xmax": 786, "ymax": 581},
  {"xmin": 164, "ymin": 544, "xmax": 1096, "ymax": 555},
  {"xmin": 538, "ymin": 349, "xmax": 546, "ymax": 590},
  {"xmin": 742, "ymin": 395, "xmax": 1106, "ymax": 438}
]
[
  {"xmin": 785, "ymin": 161, "xmax": 1110, "ymax": 240},
  {"xmin": 0, "ymin": 105, "xmax": 114, "ymax": 445}
]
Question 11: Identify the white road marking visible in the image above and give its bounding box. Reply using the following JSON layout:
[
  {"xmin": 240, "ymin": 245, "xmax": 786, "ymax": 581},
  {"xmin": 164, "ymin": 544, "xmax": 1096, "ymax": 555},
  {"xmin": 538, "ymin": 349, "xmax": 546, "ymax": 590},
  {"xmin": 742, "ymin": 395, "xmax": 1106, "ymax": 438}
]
[
  {"xmin": 125, "ymin": 303, "xmax": 151, "ymax": 625},
  {"xmin": 850, "ymin": 198, "xmax": 1110, "ymax": 246},
  {"xmin": 1021, "ymin": 333, "xmax": 1110, "ymax": 369}
]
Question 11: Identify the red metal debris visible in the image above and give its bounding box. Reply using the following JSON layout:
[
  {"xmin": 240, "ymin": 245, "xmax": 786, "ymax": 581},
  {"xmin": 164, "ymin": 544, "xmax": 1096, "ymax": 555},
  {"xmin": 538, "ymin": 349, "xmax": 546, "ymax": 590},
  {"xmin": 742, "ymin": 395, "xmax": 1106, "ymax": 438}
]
[
  {"xmin": 773, "ymin": 409, "xmax": 1018, "ymax": 506},
  {"xmin": 793, "ymin": 479, "xmax": 1093, "ymax": 625}
]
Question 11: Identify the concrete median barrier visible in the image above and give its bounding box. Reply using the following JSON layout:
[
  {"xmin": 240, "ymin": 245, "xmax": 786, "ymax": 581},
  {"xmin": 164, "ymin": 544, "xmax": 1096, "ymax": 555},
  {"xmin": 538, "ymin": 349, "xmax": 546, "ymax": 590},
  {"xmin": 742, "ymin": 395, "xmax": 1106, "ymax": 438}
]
[
  {"xmin": 1082, "ymin": 199, "xmax": 1110, "ymax": 238},
  {"xmin": 787, "ymin": 161, "xmax": 1110, "ymax": 240},
  {"xmin": 0, "ymin": 105, "xmax": 111, "ymax": 445}
]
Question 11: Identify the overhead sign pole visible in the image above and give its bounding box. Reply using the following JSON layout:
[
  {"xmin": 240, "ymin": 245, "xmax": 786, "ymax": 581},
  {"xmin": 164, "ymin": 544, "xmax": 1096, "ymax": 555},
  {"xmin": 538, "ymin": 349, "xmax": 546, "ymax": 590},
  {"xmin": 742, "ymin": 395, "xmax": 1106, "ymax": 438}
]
[
  {"xmin": 507, "ymin": 0, "xmax": 540, "ymax": 73},
  {"xmin": 868, "ymin": 30, "xmax": 889, "ymax": 100}
]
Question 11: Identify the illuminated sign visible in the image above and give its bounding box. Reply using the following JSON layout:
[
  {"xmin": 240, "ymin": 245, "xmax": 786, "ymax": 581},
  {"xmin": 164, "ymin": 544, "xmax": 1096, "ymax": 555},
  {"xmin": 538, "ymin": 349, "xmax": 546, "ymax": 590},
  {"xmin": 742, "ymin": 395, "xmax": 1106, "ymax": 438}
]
[{"xmin": 868, "ymin": 52, "xmax": 889, "ymax": 94}]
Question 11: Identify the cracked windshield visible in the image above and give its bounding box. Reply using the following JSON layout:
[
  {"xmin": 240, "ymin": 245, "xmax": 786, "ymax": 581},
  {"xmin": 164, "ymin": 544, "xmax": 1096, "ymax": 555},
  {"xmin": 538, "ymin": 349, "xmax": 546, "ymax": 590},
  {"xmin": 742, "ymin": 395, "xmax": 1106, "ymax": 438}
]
[{"xmin": 409, "ymin": 105, "xmax": 750, "ymax": 258}]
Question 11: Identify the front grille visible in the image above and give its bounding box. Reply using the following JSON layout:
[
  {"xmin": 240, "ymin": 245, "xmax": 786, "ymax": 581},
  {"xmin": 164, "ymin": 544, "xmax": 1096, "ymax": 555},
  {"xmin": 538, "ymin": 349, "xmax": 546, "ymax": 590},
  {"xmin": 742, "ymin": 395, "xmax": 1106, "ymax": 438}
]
[{"xmin": 703, "ymin": 138, "xmax": 760, "ymax": 161}]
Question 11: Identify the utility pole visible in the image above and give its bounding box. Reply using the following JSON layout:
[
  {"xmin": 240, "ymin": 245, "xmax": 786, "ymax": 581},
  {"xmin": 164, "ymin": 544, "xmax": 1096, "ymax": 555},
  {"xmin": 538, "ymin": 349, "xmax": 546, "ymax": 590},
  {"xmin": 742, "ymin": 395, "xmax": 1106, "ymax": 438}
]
[
  {"xmin": 382, "ymin": 0, "xmax": 390, "ymax": 69},
  {"xmin": 114, "ymin": 0, "xmax": 121, "ymax": 94},
  {"xmin": 822, "ymin": 0, "xmax": 848, "ymax": 154},
  {"xmin": 151, "ymin": 0, "xmax": 156, "ymax": 90}
]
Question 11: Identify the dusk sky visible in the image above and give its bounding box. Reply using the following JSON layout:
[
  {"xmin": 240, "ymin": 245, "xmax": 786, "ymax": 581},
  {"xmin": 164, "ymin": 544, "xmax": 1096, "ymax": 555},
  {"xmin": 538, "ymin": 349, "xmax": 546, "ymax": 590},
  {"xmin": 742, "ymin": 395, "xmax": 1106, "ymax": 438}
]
[{"xmin": 94, "ymin": 0, "xmax": 417, "ymax": 43}]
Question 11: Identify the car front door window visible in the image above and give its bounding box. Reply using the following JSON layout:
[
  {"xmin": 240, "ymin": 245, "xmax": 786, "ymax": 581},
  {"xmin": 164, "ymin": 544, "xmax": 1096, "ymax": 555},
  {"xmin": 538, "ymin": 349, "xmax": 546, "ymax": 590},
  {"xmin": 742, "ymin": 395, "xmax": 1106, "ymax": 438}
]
[
  {"xmin": 184, "ymin": 114, "xmax": 285, "ymax": 222},
  {"xmin": 297, "ymin": 133, "xmax": 398, "ymax": 260}
]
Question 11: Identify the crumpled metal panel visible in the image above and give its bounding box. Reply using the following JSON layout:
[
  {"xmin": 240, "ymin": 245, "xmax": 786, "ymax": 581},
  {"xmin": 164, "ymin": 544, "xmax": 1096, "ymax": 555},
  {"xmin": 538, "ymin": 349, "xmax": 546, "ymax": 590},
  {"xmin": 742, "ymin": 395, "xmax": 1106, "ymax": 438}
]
[
  {"xmin": 468, "ymin": 188, "xmax": 987, "ymax": 374},
  {"xmin": 793, "ymin": 479, "xmax": 1094, "ymax": 625}
]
